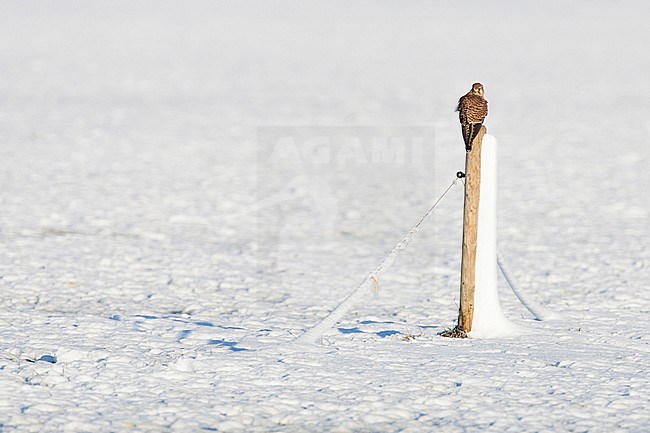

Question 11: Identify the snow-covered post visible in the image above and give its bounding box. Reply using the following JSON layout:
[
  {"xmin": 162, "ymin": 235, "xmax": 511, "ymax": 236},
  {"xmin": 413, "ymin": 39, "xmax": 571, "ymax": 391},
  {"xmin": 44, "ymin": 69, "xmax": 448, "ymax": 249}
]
[
  {"xmin": 470, "ymin": 132, "xmax": 515, "ymax": 337},
  {"xmin": 443, "ymin": 127, "xmax": 513, "ymax": 338},
  {"xmin": 453, "ymin": 126, "xmax": 485, "ymax": 337}
]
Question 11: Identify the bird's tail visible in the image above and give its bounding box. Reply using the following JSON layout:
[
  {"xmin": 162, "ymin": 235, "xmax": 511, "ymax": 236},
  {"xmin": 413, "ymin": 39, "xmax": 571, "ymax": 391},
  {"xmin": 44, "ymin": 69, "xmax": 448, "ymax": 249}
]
[
  {"xmin": 462, "ymin": 123, "xmax": 472, "ymax": 151},
  {"xmin": 466, "ymin": 123, "xmax": 482, "ymax": 152}
]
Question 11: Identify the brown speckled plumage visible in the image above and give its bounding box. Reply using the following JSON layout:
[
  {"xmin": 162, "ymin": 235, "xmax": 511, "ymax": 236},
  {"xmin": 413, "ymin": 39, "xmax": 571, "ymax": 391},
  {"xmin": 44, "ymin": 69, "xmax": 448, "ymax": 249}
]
[{"xmin": 457, "ymin": 83, "xmax": 488, "ymax": 151}]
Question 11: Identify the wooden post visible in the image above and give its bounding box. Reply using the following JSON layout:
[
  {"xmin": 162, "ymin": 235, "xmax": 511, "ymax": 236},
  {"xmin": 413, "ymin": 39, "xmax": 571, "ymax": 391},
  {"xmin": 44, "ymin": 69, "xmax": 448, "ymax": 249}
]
[
  {"xmin": 442, "ymin": 125, "xmax": 486, "ymax": 338},
  {"xmin": 458, "ymin": 125, "xmax": 486, "ymax": 333}
]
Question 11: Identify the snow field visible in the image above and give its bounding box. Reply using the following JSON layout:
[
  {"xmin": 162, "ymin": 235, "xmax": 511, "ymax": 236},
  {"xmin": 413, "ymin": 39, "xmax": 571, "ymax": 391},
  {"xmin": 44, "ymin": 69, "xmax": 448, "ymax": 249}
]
[{"xmin": 1, "ymin": 1, "xmax": 650, "ymax": 431}]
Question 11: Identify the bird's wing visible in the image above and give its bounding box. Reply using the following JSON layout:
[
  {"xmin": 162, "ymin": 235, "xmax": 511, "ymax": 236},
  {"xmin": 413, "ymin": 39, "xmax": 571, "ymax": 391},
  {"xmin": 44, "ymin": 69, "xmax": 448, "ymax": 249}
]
[
  {"xmin": 462, "ymin": 123, "xmax": 471, "ymax": 147},
  {"xmin": 458, "ymin": 96, "xmax": 469, "ymax": 123}
]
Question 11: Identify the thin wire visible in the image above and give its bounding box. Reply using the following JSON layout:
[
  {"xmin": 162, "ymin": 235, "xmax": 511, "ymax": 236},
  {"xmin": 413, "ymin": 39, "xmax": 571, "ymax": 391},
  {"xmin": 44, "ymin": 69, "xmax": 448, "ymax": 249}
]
[
  {"xmin": 374, "ymin": 176, "xmax": 460, "ymax": 274},
  {"xmin": 411, "ymin": 177, "xmax": 460, "ymax": 234},
  {"xmin": 292, "ymin": 175, "xmax": 461, "ymax": 345}
]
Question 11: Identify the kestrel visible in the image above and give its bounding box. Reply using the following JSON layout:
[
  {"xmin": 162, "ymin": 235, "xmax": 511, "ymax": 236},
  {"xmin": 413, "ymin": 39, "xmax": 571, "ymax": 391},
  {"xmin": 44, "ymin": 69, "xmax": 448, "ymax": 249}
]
[{"xmin": 456, "ymin": 82, "xmax": 488, "ymax": 152}]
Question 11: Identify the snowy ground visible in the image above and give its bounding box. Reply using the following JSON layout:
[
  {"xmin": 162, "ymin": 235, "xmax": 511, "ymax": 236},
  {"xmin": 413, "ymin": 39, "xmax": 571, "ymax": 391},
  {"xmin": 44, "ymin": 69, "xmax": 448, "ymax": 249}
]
[{"xmin": 1, "ymin": 1, "xmax": 649, "ymax": 431}]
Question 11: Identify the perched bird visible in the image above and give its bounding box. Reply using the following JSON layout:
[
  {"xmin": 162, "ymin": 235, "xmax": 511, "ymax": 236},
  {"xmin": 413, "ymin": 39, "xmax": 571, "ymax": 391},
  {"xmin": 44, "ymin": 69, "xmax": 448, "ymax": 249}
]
[{"xmin": 456, "ymin": 83, "xmax": 488, "ymax": 152}]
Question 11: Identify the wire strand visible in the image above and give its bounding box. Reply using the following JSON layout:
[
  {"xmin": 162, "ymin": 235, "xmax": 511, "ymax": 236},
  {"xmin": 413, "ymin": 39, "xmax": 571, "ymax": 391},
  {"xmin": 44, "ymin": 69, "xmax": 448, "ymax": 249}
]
[{"xmin": 292, "ymin": 175, "xmax": 460, "ymax": 346}]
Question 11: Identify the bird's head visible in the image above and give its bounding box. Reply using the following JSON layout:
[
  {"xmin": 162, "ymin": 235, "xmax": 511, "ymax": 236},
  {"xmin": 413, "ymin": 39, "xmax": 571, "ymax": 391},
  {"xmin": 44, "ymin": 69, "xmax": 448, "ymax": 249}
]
[{"xmin": 471, "ymin": 82, "xmax": 484, "ymax": 96}]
